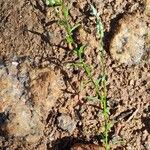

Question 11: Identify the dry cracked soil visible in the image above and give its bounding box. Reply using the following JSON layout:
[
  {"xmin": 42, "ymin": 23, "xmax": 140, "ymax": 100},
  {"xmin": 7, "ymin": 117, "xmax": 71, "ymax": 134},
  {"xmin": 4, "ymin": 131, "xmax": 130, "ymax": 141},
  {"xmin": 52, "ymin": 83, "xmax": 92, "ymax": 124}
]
[{"xmin": 0, "ymin": 0, "xmax": 150, "ymax": 150}]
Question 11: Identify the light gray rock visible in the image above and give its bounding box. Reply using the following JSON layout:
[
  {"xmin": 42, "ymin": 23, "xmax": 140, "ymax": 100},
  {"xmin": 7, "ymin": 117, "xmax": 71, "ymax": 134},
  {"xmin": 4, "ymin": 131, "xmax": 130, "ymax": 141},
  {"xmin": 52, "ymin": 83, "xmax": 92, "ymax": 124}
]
[{"xmin": 57, "ymin": 114, "xmax": 77, "ymax": 134}]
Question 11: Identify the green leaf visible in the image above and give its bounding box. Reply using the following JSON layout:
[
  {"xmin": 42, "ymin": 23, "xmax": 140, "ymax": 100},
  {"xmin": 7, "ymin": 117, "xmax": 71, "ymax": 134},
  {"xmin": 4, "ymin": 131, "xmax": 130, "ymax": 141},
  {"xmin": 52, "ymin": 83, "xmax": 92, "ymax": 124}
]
[
  {"xmin": 90, "ymin": 5, "xmax": 104, "ymax": 38},
  {"xmin": 62, "ymin": 5, "xmax": 69, "ymax": 19},
  {"xmin": 83, "ymin": 63, "xmax": 91, "ymax": 76},
  {"xmin": 101, "ymin": 75, "xmax": 106, "ymax": 82},
  {"xmin": 105, "ymin": 107, "xmax": 110, "ymax": 115},
  {"xmin": 72, "ymin": 62, "xmax": 83, "ymax": 68},
  {"xmin": 97, "ymin": 20, "xmax": 104, "ymax": 38},
  {"xmin": 90, "ymin": 5, "xmax": 97, "ymax": 16},
  {"xmin": 74, "ymin": 45, "xmax": 86, "ymax": 59},
  {"xmin": 78, "ymin": 45, "xmax": 86, "ymax": 58},
  {"xmin": 95, "ymin": 77, "xmax": 102, "ymax": 86},
  {"xmin": 70, "ymin": 23, "xmax": 81, "ymax": 32},
  {"xmin": 58, "ymin": 20, "xmax": 67, "ymax": 26},
  {"xmin": 107, "ymin": 122, "xmax": 113, "ymax": 130},
  {"xmin": 66, "ymin": 35, "xmax": 73, "ymax": 44},
  {"xmin": 100, "ymin": 95, "xmax": 106, "ymax": 102},
  {"xmin": 46, "ymin": 0, "xmax": 61, "ymax": 6}
]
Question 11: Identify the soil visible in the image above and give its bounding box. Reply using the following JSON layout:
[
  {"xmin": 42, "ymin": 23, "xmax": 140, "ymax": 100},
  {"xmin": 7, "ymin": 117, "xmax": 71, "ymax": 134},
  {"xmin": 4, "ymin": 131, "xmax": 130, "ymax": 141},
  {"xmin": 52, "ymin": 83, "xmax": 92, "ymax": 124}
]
[{"xmin": 0, "ymin": 0, "xmax": 150, "ymax": 150}]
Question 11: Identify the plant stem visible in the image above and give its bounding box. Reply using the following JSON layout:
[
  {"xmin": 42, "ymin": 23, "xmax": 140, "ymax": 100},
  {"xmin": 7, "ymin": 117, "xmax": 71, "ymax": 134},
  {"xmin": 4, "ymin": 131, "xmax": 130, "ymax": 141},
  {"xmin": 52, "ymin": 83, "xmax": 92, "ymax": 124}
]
[
  {"xmin": 91, "ymin": 5, "xmax": 110, "ymax": 149},
  {"xmin": 53, "ymin": 2, "xmax": 111, "ymax": 149}
]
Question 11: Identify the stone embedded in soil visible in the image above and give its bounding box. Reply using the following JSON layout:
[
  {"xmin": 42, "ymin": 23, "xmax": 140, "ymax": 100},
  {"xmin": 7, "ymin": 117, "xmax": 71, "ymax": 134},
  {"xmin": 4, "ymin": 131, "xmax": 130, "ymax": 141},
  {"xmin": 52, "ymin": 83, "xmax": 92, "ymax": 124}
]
[
  {"xmin": 110, "ymin": 14, "xmax": 149, "ymax": 65},
  {"xmin": 57, "ymin": 114, "xmax": 77, "ymax": 134},
  {"xmin": 0, "ymin": 64, "xmax": 23, "ymax": 112},
  {"xmin": 0, "ymin": 62, "xmax": 63, "ymax": 143},
  {"xmin": 6, "ymin": 101, "xmax": 44, "ymax": 140},
  {"xmin": 0, "ymin": 63, "xmax": 44, "ymax": 142}
]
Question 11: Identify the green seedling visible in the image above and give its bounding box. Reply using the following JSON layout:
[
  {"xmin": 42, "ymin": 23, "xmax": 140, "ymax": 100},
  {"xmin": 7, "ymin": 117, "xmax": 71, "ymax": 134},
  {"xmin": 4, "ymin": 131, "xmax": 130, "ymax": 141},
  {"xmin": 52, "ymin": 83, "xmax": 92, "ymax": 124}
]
[
  {"xmin": 52, "ymin": 1, "xmax": 112, "ymax": 149},
  {"xmin": 91, "ymin": 5, "xmax": 111, "ymax": 150}
]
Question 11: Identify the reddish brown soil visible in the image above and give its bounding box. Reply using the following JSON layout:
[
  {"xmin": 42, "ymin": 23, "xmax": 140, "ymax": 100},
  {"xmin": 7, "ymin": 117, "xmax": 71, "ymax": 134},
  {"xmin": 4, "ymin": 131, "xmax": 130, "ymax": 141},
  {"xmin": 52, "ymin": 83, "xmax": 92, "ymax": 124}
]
[{"xmin": 0, "ymin": 0, "xmax": 149, "ymax": 150}]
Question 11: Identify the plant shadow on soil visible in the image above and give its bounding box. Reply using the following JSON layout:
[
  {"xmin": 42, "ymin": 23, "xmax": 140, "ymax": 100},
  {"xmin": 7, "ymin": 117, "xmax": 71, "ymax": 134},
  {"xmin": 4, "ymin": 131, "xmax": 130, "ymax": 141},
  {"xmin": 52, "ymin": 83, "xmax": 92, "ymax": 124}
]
[
  {"xmin": 29, "ymin": 0, "xmax": 47, "ymax": 16},
  {"xmin": 50, "ymin": 136, "xmax": 103, "ymax": 150},
  {"xmin": 50, "ymin": 137, "xmax": 74, "ymax": 150},
  {"xmin": 141, "ymin": 116, "xmax": 150, "ymax": 134},
  {"xmin": 0, "ymin": 112, "xmax": 9, "ymax": 139}
]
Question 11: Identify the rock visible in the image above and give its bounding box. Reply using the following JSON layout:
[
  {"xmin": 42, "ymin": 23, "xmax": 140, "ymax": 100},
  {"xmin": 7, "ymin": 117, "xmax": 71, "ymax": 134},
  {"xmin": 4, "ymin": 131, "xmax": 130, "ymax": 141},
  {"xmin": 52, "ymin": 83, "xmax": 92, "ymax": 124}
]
[
  {"xmin": 57, "ymin": 114, "xmax": 77, "ymax": 134},
  {"xmin": 0, "ymin": 63, "xmax": 46, "ymax": 143},
  {"xmin": 145, "ymin": 0, "xmax": 150, "ymax": 16},
  {"xmin": 71, "ymin": 144, "xmax": 105, "ymax": 150},
  {"xmin": 110, "ymin": 14, "xmax": 149, "ymax": 65},
  {"xmin": 0, "ymin": 64, "xmax": 23, "ymax": 112},
  {"xmin": 6, "ymin": 101, "xmax": 44, "ymax": 139}
]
